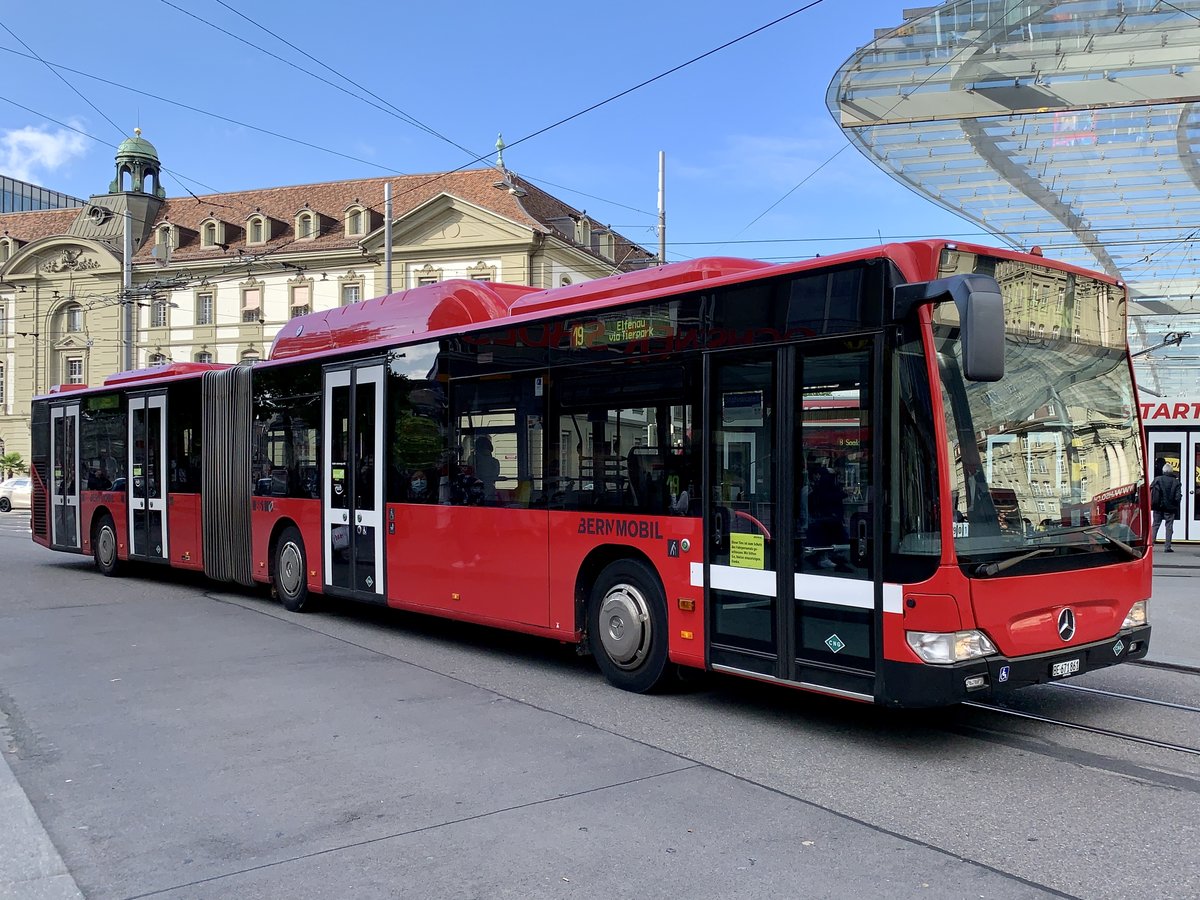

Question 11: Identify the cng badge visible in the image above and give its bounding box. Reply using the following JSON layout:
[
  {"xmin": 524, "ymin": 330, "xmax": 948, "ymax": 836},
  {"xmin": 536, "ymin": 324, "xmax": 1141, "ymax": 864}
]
[
  {"xmin": 824, "ymin": 634, "xmax": 846, "ymax": 654},
  {"xmin": 1113, "ymin": 639, "xmax": 1125, "ymax": 656}
]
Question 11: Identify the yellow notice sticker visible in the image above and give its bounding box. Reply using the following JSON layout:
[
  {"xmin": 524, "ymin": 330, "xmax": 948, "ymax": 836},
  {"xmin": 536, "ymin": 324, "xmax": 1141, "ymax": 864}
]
[{"xmin": 729, "ymin": 533, "xmax": 765, "ymax": 570}]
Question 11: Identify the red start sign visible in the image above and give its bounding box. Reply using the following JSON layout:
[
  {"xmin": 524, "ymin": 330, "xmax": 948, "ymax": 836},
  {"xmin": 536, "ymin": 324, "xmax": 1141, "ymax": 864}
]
[{"xmin": 1140, "ymin": 401, "xmax": 1200, "ymax": 424}]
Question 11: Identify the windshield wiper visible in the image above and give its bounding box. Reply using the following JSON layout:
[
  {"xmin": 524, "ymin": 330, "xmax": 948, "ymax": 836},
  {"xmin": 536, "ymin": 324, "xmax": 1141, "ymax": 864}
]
[
  {"xmin": 974, "ymin": 548, "xmax": 1054, "ymax": 577},
  {"xmin": 1083, "ymin": 527, "xmax": 1140, "ymax": 561}
]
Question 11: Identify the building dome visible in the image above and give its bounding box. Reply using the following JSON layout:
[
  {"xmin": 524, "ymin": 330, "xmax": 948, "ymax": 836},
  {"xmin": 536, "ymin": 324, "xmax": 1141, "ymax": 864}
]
[
  {"xmin": 109, "ymin": 128, "xmax": 165, "ymax": 198},
  {"xmin": 115, "ymin": 129, "xmax": 160, "ymax": 163}
]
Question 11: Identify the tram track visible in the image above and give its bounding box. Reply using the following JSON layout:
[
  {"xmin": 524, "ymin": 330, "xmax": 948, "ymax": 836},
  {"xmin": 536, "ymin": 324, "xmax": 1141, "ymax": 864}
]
[
  {"xmin": 1046, "ymin": 680, "xmax": 1200, "ymax": 713},
  {"xmin": 962, "ymin": 699, "xmax": 1200, "ymax": 757}
]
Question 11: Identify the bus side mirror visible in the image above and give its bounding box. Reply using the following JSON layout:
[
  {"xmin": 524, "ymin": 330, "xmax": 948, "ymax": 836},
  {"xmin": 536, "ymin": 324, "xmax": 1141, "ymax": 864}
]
[{"xmin": 892, "ymin": 273, "xmax": 1005, "ymax": 382}]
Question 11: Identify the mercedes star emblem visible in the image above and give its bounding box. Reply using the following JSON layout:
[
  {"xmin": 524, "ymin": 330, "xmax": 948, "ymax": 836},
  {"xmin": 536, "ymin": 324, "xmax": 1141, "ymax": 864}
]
[{"xmin": 1057, "ymin": 607, "xmax": 1076, "ymax": 642}]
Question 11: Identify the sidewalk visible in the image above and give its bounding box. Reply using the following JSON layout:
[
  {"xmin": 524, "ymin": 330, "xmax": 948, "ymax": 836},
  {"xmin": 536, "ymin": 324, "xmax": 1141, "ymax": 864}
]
[
  {"xmin": 1147, "ymin": 540, "xmax": 1198, "ymax": 671},
  {"xmin": 1150, "ymin": 540, "xmax": 1200, "ymax": 569}
]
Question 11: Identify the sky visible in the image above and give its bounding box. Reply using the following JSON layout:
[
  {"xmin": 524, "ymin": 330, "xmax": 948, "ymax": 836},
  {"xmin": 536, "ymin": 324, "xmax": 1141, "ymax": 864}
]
[{"xmin": 0, "ymin": 0, "xmax": 991, "ymax": 265}]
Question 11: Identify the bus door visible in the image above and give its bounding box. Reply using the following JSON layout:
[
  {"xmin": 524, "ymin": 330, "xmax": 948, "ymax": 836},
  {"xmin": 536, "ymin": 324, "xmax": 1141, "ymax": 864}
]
[
  {"xmin": 128, "ymin": 392, "xmax": 168, "ymax": 560},
  {"xmin": 705, "ymin": 341, "xmax": 879, "ymax": 701},
  {"xmin": 1148, "ymin": 431, "xmax": 1196, "ymax": 542},
  {"xmin": 322, "ymin": 363, "xmax": 385, "ymax": 601},
  {"xmin": 49, "ymin": 401, "xmax": 81, "ymax": 550}
]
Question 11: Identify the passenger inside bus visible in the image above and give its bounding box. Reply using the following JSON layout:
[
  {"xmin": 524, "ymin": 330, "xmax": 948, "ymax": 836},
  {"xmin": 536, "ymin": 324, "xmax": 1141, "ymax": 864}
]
[{"xmin": 469, "ymin": 435, "xmax": 499, "ymax": 503}]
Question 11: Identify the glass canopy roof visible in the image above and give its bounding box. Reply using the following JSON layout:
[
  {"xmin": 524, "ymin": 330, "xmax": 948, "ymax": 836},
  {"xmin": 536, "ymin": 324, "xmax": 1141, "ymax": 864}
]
[{"xmin": 828, "ymin": 0, "xmax": 1200, "ymax": 396}]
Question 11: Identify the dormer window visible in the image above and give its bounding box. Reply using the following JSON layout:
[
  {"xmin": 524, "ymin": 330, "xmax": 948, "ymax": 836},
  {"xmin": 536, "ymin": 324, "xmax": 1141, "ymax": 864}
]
[
  {"xmin": 248, "ymin": 216, "xmax": 267, "ymax": 245},
  {"xmin": 0, "ymin": 239, "xmax": 10, "ymax": 262},
  {"xmin": 296, "ymin": 211, "xmax": 315, "ymax": 240},
  {"xmin": 345, "ymin": 206, "xmax": 365, "ymax": 237},
  {"xmin": 600, "ymin": 232, "xmax": 616, "ymax": 260},
  {"xmin": 200, "ymin": 218, "xmax": 226, "ymax": 249},
  {"xmin": 575, "ymin": 215, "xmax": 591, "ymax": 246}
]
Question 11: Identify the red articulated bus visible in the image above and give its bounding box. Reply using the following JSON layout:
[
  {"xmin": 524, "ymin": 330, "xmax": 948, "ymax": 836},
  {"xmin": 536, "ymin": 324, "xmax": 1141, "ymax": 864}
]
[{"xmin": 30, "ymin": 241, "xmax": 1152, "ymax": 706}]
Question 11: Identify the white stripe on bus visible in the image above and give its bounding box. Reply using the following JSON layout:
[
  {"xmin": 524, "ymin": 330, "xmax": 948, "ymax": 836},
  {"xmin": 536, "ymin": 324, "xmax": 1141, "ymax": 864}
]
[{"xmin": 690, "ymin": 564, "xmax": 903, "ymax": 614}]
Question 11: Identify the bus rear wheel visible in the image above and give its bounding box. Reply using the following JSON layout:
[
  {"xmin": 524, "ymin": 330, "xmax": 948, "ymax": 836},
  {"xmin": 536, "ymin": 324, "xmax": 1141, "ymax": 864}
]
[
  {"xmin": 587, "ymin": 559, "xmax": 670, "ymax": 693},
  {"xmin": 273, "ymin": 526, "xmax": 314, "ymax": 612},
  {"xmin": 93, "ymin": 513, "xmax": 122, "ymax": 577}
]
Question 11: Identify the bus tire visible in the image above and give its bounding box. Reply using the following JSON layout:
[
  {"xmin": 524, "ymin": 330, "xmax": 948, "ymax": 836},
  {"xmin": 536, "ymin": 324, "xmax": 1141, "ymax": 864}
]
[
  {"xmin": 273, "ymin": 526, "xmax": 314, "ymax": 613},
  {"xmin": 93, "ymin": 513, "xmax": 122, "ymax": 577},
  {"xmin": 587, "ymin": 558, "xmax": 670, "ymax": 693}
]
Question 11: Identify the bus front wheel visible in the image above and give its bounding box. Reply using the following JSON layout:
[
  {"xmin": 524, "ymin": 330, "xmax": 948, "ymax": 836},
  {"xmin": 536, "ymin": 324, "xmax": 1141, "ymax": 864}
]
[
  {"xmin": 273, "ymin": 526, "xmax": 314, "ymax": 612},
  {"xmin": 587, "ymin": 559, "xmax": 670, "ymax": 693},
  {"xmin": 93, "ymin": 514, "xmax": 122, "ymax": 577}
]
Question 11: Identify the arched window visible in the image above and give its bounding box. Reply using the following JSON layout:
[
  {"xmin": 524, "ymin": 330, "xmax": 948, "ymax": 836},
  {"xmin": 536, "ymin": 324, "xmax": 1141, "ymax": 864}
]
[
  {"xmin": 345, "ymin": 207, "xmax": 364, "ymax": 236},
  {"xmin": 248, "ymin": 216, "xmax": 267, "ymax": 245},
  {"xmin": 241, "ymin": 348, "xmax": 261, "ymax": 363},
  {"xmin": 195, "ymin": 351, "xmax": 213, "ymax": 364},
  {"xmin": 65, "ymin": 303, "xmax": 83, "ymax": 333},
  {"xmin": 149, "ymin": 353, "xmax": 168, "ymax": 366},
  {"xmin": 202, "ymin": 222, "xmax": 218, "ymax": 247},
  {"xmin": 297, "ymin": 212, "xmax": 314, "ymax": 240}
]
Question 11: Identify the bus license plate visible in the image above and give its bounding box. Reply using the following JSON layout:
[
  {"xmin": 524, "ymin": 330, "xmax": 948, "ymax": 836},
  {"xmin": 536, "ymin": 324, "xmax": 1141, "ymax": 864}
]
[{"xmin": 1050, "ymin": 659, "xmax": 1081, "ymax": 678}]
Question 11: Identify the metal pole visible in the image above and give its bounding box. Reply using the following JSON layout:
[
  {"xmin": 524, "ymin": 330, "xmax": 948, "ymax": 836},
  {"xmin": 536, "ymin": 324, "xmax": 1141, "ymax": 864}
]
[
  {"xmin": 122, "ymin": 210, "xmax": 133, "ymax": 371},
  {"xmin": 384, "ymin": 182, "xmax": 393, "ymax": 294},
  {"xmin": 657, "ymin": 151, "xmax": 666, "ymax": 266}
]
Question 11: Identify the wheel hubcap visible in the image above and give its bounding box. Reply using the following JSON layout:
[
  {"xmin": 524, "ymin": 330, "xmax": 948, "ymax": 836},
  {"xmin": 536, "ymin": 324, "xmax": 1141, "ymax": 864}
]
[
  {"xmin": 97, "ymin": 526, "xmax": 116, "ymax": 566},
  {"xmin": 598, "ymin": 583, "xmax": 651, "ymax": 670},
  {"xmin": 278, "ymin": 542, "xmax": 303, "ymax": 598}
]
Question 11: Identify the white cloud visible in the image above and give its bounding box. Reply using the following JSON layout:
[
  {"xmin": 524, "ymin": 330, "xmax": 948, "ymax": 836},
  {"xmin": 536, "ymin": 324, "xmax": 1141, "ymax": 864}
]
[{"xmin": 2, "ymin": 124, "xmax": 88, "ymax": 182}]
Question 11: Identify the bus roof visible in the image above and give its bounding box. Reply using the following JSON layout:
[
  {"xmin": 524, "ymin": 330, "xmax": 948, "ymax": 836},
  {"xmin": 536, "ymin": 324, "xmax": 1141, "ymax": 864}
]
[{"xmin": 268, "ymin": 257, "xmax": 775, "ymax": 362}]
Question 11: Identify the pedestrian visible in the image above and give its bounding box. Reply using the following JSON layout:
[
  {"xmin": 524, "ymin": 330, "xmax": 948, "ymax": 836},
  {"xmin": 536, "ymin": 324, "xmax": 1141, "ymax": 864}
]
[{"xmin": 1150, "ymin": 462, "xmax": 1183, "ymax": 552}]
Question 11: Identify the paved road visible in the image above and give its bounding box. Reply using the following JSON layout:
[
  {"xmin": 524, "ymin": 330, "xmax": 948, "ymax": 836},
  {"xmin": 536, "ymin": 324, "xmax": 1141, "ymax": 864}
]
[{"xmin": 2, "ymin": 511, "xmax": 1198, "ymax": 899}]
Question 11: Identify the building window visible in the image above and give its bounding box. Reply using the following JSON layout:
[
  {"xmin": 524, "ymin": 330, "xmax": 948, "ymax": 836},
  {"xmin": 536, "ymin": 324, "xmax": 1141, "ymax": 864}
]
[
  {"xmin": 149, "ymin": 353, "xmax": 167, "ymax": 366},
  {"xmin": 66, "ymin": 303, "xmax": 83, "ymax": 332},
  {"xmin": 0, "ymin": 239, "xmax": 10, "ymax": 262},
  {"xmin": 241, "ymin": 348, "xmax": 261, "ymax": 363},
  {"xmin": 341, "ymin": 283, "xmax": 360, "ymax": 305},
  {"xmin": 412, "ymin": 263, "xmax": 442, "ymax": 287},
  {"xmin": 466, "ymin": 261, "xmax": 497, "ymax": 282},
  {"xmin": 248, "ymin": 217, "xmax": 265, "ymax": 245},
  {"xmin": 196, "ymin": 291, "xmax": 214, "ymax": 325},
  {"xmin": 0, "ymin": 362, "xmax": 5, "ymax": 405},
  {"xmin": 0, "ymin": 301, "xmax": 6, "ymax": 335},
  {"xmin": 296, "ymin": 212, "xmax": 315, "ymax": 240},
  {"xmin": 242, "ymin": 286, "xmax": 262, "ymax": 323},
  {"xmin": 290, "ymin": 282, "xmax": 311, "ymax": 318},
  {"xmin": 345, "ymin": 206, "xmax": 364, "ymax": 237},
  {"xmin": 202, "ymin": 222, "xmax": 218, "ymax": 248},
  {"xmin": 560, "ymin": 275, "xmax": 572, "ymax": 287},
  {"xmin": 195, "ymin": 351, "xmax": 213, "ymax": 364},
  {"xmin": 152, "ymin": 300, "xmax": 170, "ymax": 329},
  {"xmin": 67, "ymin": 357, "xmax": 84, "ymax": 384}
]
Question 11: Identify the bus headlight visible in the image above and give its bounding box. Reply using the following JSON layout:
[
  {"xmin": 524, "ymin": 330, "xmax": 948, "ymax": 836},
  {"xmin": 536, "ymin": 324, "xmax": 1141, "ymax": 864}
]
[
  {"xmin": 1121, "ymin": 600, "xmax": 1148, "ymax": 629},
  {"xmin": 906, "ymin": 630, "xmax": 998, "ymax": 665}
]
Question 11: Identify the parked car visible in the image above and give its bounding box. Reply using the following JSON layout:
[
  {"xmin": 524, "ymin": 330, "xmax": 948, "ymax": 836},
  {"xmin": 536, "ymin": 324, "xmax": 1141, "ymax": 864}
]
[{"xmin": 0, "ymin": 476, "xmax": 31, "ymax": 512}]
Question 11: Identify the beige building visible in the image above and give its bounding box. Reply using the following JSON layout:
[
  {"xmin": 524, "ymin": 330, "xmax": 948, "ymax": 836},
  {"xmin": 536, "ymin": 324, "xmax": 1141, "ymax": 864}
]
[{"xmin": 0, "ymin": 133, "xmax": 654, "ymax": 462}]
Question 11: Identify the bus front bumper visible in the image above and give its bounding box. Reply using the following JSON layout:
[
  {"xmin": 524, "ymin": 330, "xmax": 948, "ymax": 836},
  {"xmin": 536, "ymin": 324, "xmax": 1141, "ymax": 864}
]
[{"xmin": 880, "ymin": 625, "xmax": 1151, "ymax": 708}]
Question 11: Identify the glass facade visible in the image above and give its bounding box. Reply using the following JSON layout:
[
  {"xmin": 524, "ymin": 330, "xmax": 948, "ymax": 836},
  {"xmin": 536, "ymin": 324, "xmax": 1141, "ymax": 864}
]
[
  {"xmin": 828, "ymin": 0, "xmax": 1200, "ymax": 305},
  {"xmin": 0, "ymin": 177, "xmax": 84, "ymax": 213}
]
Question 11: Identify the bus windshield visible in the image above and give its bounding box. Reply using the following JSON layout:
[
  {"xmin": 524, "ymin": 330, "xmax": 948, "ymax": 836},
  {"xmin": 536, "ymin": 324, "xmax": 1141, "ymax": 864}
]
[{"xmin": 933, "ymin": 249, "xmax": 1144, "ymax": 568}]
